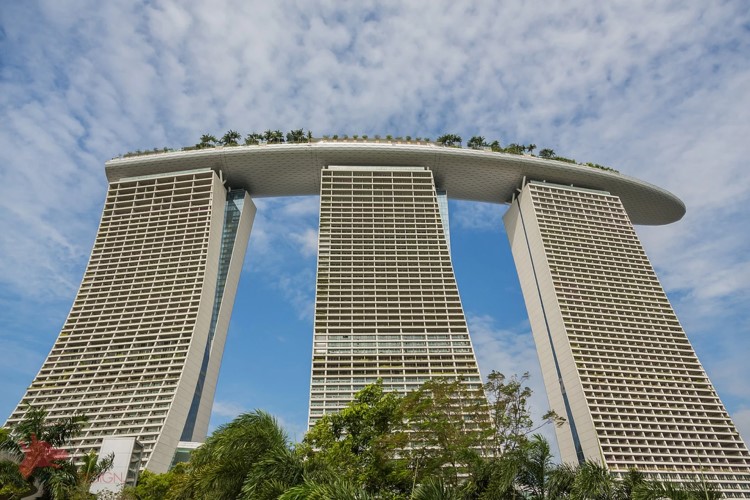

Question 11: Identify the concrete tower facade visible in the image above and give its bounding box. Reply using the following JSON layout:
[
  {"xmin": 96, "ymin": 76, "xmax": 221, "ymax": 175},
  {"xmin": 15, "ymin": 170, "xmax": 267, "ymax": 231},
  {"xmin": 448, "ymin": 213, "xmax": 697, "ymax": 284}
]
[
  {"xmin": 309, "ymin": 166, "xmax": 482, "ymax": 426},
  {"xmin": 7, "ymin": 168, "xmax": 255, "ymax": 472},
  {"xmin": 504, "ymin": 180, "xmax": 750, "ymax": 496}
]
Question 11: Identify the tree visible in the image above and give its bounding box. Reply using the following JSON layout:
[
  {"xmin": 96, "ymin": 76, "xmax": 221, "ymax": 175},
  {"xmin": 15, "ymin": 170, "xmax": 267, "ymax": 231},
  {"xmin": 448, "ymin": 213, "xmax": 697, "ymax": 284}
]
[
  {"xmin": 220, "ymin": 130, "xmax": 241, "ymax": 146},
  {"xmin": 299, "ymin": 381, "xmax": 410, "ymax": 496},
  {"xmin": 244, "ymin": 132, "xmax": 263, "ymax": 145},
  {"xmin": 436, "ymin": 134, "xmax": 462, "ymax": 147},
  {"xmin": 286, "ymin": 129, "xmax": 306, "ymax": 143},
  {"xmin": 0, "ymin": 459, "xmax": 31, "ymax": 499},
  {"xmin": 632, "ymin": 474, "xmax": 723, "ymax": 500},
  {"xmin": 400, "ymin": 378, "xmax": 491, "ymax": 488},
  {"xmin": 538, "ymin": 148, "xmax": 555, "ymax": 159},
  {"xmin": 516, "ymin": 434, "xmax": 558, "ymax": 500},
  {"xmin": 489, "ymin": 140, "xmax": 503, "ymax": 152},
  {"xmin": 0, "ymin": 406, "xmax": 91, "ymax": 499},
  {"xmin": 263, "ymin": 129, "xmax": 285, "ymax": 144},
  {"xmin": 526, "ymin": 143, "xmax": 537, "ymax": 154},
  {"xmin": 121, "ymin": 462, "xmax": 190, "ymax": 500},
  {"xmin": 467, "ymin": 136, "xmax": 487, "ymax": 149},
  {"xmin": 240, "ymin": 447, "xmax": 309, "ymax": 500},
  {"xmin": 278, "ymin": 479, "xmax": 377, "ymax": 500},
  {"xmin": 504, "ymin": 143, "xmax": 525, "ymax": 155},
  {"xmin": 196, "ymin": 134, "xmax": 217, "ymax": 149},
  {"xmin": 174, "ymin": 410, "xmax": 289, "ymax": 499},
  {"xmin": 45, "ymin": 451, "xmax": 113, "ymax": 500},
  {"xmin": 571, "ymin": 461, "xmax": 622, "ymax": 500},
  {"xmin": 484, "ymin": 371, "xmax": 564, "ymax": 458},
  {"xmin": 411, "ymin": 476, "xmax": 462, "ymax": 500}
]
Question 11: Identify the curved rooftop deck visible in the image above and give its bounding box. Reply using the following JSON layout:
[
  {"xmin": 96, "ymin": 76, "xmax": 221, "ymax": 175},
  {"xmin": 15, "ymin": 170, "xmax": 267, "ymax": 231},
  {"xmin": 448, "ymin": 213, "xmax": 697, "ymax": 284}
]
[{"xmin": 105, "ymin": 142, "xmax": 685, "ymax": 225}]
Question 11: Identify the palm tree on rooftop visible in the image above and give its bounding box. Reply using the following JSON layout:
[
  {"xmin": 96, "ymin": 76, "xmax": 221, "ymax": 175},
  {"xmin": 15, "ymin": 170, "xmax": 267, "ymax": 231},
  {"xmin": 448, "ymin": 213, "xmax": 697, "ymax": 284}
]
[
  {"xmin": 197, "ymin": 134, "xmax": 217, "ymax": 149},
  {"xmin": 220, "ymin": 130, "xmax": 241, "ymax": 146},
  {"xmin": 467, "ymin": 136, "xmax": 486, "ymax": 149},
  {"xmin": 286, "ymin": 129, "xmax": 306, "ymax": 144},
  {"xmin": 245, "ymin": 132, "xmax": 263, "ymax": 145}
]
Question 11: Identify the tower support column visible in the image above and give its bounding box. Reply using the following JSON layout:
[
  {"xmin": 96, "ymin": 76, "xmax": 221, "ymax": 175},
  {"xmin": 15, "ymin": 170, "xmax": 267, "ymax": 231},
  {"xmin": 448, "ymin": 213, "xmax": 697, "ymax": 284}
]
[{"xmin": 8, "ymin": 168, "xmax": 255, "ymax": 473}]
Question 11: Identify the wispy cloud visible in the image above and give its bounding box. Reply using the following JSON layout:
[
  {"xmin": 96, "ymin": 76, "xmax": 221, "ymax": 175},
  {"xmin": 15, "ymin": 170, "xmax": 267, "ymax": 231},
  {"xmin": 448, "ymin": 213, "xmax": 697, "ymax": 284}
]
[
  {"xmin": 211, "ymin": 400, "xmax": 247, "ymax": 419},
  {"xmin": 451, "ymin": 201, "xmax": 506, "ymax": 232}
]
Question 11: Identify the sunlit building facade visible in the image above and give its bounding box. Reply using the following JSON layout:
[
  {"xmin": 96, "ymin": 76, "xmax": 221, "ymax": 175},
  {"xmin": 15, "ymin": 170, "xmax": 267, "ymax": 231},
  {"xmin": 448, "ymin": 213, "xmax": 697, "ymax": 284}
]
[
  {"xmin": 504, "ymin": 181, "xmax": 750, "ymax": 496},
  {"xmin": 7, "ymin": 169, "xmax": 255, "ymax": 473},
  {"xmin": 6, "ymin": 143, "xmax": 749, "ymax": 495},
  {"xmin": 308, "ymin": 166, "xmax": 482, "ymax": 426}
]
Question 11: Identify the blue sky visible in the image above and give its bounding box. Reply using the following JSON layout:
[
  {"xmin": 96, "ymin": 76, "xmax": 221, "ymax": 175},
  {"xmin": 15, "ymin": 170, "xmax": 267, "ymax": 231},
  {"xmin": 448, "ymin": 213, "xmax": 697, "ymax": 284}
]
[{"xmin": 1, "ymin": 1, "xmax": 749, "ymax": 454}]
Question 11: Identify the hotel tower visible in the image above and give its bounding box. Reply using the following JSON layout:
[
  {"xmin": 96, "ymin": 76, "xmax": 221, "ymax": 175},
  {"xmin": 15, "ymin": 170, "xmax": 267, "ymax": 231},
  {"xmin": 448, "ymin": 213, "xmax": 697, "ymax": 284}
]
[{"xmin": 6, "ymin": 142, "xmax": 750, "ymax": 495}]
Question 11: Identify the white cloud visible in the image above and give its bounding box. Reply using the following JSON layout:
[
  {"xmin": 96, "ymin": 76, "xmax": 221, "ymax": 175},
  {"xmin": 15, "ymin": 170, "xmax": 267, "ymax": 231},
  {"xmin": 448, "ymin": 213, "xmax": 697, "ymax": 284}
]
[
  {"xmin": 451, "ymin": 201, "xmax": 506, "ymax": 232},
  {"xmin": 289, "ymin": 228, "xmax": 319, "ymax": 258},
  {"xmin": 276, "ymin": 269, "xmax": 316, "ymax": 320},
  {"xmin": 211, "ymin": 400, "xmax": 247, "ymax": 419}
]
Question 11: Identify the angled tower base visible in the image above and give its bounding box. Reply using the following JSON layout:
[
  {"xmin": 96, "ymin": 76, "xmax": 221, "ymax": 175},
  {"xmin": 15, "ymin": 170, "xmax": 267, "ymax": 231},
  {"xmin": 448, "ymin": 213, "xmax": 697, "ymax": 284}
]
[
  {"xmin": 504, "ymin": 180, "xmax": 750, "ymax": 496},
  {"xmin": 8, "ymin": 169, "xmax": 254, "ymax": 473}
]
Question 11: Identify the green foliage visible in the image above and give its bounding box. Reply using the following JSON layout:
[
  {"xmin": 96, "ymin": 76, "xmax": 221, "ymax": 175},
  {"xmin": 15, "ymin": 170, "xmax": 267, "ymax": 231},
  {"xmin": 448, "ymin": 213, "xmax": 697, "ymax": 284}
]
[
  {"xmin": 467, "ymin": 136, "xmax": 487, "ymax": 149},
  {"xmin": 195, "ymin": 133, "xmax": 217, "ymax": 149},
  {"xmin": 286, "ymin": 129, "xmax": 306, "ymax": 143},
  {"xmin": 7, "ymin": 406, "xmax": 87, "ymax": 453},
  {"xmin": 571, "ymin": 460, "xmax": 628, "ymax": 499},
  {"xmin": 411, "ymin": 476, "xmax": 462, "ymax": 500},
  {"xmin": 400, "ymin": 378, "xmax": 491, "ymax": 487},
  {"xmin": 515, "ymin": 434, "xmax": 557, "ymax": 499},
  {"xmin": 0, "ymin": 407, "xmax": 113, "ymax": 500},
  {"xmin": 300, "ymin": 381, "xmax": 410, "ymax": 496},
  {"xmin": 0, "ymin": 460, "xmax": 33, "ymax": 499},
  {"xmin": 552, "ymin": 154, "xmax": 576, "ymax": 163},
  {"xmin": 279, "ymin": 478, "xmax": 378, "ymax": 500},
  {"xmin": 124, "ymin": 130, "xmax": 619, "ymax": 173},
  {"xmin": 175, "ymin": 410, "xmax": 288, "ymax": 499},
  {"xmin": 539, "ymin": 148, "xmax": 555, "ymax": 158},
  {"xmin": 632, "ymin": 473, "xmax": 723, "ymax": 500},
  {"xmin": 220, "ymin": 129, "xmax": 241, "ymax": 146},
  {"xmin": 504, "ymin": 143, "xmax": 525, "ymax": 155},
  {"xmin": 126, "ymin": 463, "xmax": 188, "ymax": 500},
  {"xmin": 436, "ymin": 134, "xmax": 462, "ymax": 147},
  {"xmin": 240, "ymin": 447, "xmax": 308, "ymax": 500},
  {"xmin": 263, "ymin": 129, "xmax": 285, "ymax": 144},
  {"xmin": 245, "ymin": 132, "xmax": 263, "ymax": 145},
  {"xmin": 484, "ymin": 371, "xmax": 564, "ymax": 457},
  {"xmin": 584, "ymin": 161, "xmax": 617, "ymax": 172},
  {"xmin": 161, "ymin": 374, "xmax": 720, "ymax": 498}
]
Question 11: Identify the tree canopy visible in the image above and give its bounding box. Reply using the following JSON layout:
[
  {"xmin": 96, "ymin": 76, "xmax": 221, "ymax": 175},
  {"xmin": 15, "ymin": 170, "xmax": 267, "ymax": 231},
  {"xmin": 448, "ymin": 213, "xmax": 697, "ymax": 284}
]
[{"xmin": 115, "ymin": 373, "xmax": 724, "ymax": 500}]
